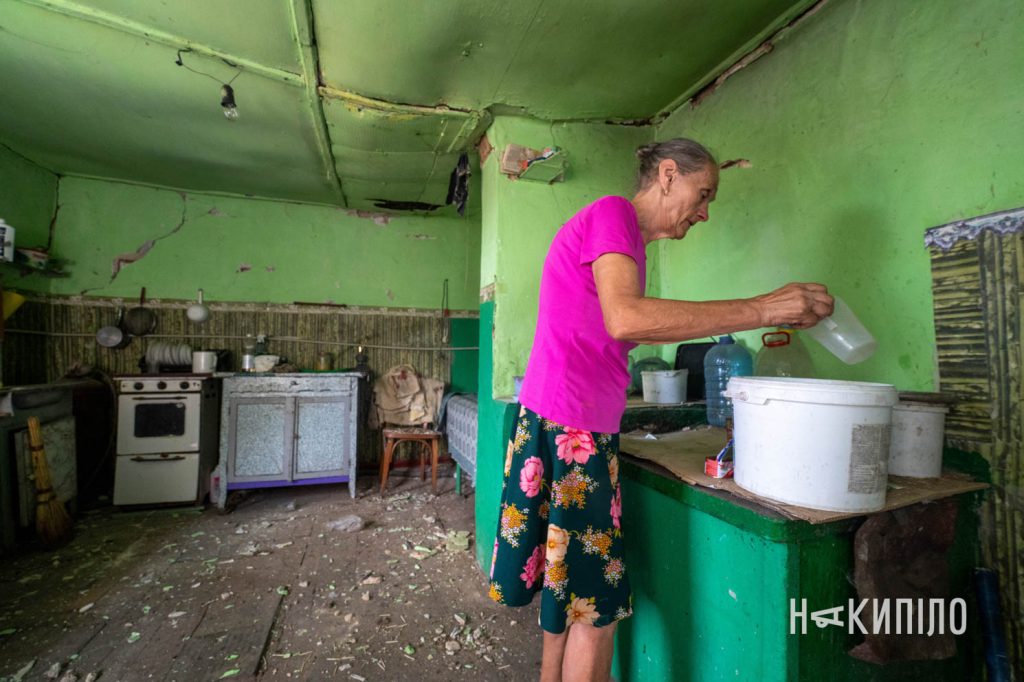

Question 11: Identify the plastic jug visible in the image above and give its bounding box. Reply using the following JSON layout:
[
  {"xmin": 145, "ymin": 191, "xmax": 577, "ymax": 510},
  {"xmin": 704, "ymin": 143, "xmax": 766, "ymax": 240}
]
[
  {"xmin": 754, "ymin": 330, "xmax": 816, "ymax": 378},
  {"xmin": 704, "ymin": 335, "xmax": 753, "ymax": 427},
  {"xmin": 805, "ymin": 296, "xmax": 877, "ymax": 364}
]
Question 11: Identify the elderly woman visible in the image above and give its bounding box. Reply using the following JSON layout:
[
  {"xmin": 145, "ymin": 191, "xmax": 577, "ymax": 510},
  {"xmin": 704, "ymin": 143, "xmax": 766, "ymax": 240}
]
[{"xmin": 488, "ymin": 138, "xmax": 833, "ymax": 682}]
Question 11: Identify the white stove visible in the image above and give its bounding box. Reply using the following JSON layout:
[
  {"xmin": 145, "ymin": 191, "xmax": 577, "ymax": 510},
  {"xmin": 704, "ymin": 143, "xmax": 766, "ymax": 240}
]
[{"xmin": 113, "ymin": 373, "xmax": 220, "ymax": 506}]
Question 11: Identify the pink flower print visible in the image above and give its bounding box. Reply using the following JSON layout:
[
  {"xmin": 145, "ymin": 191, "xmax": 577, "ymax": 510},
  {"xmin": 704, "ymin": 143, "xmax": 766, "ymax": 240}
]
[
  {"xmin": 519, "ymin": 456, "xmax": 544, "ymax": 497},
  {"xmin": 610, "ymin": 485, "xmax": 622, "ymax": 530},
  {"xmin": 520, "ymin": 544, "xmax": 545, "ymax": 589},
  {"xmin": 489, "ymin": 538, "xmax": 499, "ymax": 579},
  {"xmin": 555, "ymin": 428, "xmax": 596, "ymax": 465}
]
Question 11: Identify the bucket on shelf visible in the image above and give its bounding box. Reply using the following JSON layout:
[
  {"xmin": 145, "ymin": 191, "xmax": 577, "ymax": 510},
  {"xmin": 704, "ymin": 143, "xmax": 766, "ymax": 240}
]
[
  {"xmin": 725, "ymin": 376, "xmax": 898, "ymax": 513},
  {"xmin": 889, "ymin": 402, "xmax": 948, "ymax": 477},
  {"xmin": 641, "ymin": 369, "xmax": 688, "ymax": 404}
]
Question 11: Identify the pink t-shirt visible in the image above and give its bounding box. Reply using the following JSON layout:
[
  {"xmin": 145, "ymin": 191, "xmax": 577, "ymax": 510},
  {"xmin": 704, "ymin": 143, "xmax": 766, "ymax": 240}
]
[{"xmin": 518, "ymin": 196, "xmax": 646, "ymax": 433}]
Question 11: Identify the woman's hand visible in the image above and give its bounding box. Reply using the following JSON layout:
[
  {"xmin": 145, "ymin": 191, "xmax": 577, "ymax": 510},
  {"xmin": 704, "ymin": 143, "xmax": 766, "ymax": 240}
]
[
  {"xmin": 593, "ymin": 254, "xmax": 833, "ymax": 342},
  {"xmin": 751, "ymin": 283, "xmax": 833, "ymax": 329}
]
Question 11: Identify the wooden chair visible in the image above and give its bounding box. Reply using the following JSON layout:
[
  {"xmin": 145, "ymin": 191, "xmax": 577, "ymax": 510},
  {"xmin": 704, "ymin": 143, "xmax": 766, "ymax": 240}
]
[{"xmin": 379, "ymin": 426, "xmax": 442, "ymax": 494}]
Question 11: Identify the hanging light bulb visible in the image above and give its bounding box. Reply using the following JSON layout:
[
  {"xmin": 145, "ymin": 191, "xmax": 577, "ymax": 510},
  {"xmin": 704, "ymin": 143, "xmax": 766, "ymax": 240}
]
[{"xmin": 220, "ymin": 84, "xmax": 239, "ymax": 121}]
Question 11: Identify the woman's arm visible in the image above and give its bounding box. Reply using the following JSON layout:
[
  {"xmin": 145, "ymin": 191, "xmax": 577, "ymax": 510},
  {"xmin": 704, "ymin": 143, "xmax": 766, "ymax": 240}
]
[{"xmin": 593, "ymin": 253, "xmax": 833, "ymax": 344}]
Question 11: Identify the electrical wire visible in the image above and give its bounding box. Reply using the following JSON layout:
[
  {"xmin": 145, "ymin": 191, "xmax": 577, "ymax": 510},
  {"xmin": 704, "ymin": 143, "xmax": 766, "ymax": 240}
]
[{"xmin": 175, "ymin": 48, "xmax": 241, "ymax": 85}]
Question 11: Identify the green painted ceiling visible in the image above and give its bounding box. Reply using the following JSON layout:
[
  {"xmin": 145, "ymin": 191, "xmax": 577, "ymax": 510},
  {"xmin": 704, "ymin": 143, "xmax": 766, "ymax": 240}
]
[{"xmin": 0, "ymin": 0, "xmax": 813, "ymax": 210}]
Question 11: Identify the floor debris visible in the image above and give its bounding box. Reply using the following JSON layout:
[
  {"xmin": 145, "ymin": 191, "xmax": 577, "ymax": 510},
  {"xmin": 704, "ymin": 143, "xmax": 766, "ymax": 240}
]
[{"xmin": 0, "ymin": 477, "xmax": 540, "ymax": 680}]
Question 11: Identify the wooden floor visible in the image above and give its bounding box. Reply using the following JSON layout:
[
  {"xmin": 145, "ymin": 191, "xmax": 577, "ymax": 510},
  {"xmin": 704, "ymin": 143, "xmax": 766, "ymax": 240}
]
[{"xmin": 0, "ymin": 473, "xmax": 541, "ymax": 681}]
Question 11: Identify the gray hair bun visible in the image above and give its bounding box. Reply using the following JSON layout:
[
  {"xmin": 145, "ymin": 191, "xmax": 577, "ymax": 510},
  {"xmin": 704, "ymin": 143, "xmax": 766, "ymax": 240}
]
[{"xmin": 634, "ymin": 138, "xmax": 716, "ymax": 189}]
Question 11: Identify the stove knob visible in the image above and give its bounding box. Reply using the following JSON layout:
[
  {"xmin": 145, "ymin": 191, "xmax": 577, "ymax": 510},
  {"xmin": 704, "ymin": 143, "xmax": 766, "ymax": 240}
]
[
  {"xmin": 180, "ymin": 381, "xmax": 190, "ymax": 390},
  {"xmin": 157, "ymin": 381, "xmax": 167, "ymax": 390},
  {"xmin": 133, "ymin": 382, "xmax": 144, "ymax": 391}
]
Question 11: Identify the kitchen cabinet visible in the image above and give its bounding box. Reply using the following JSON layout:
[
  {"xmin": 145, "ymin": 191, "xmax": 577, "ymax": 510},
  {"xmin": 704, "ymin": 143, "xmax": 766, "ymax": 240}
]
[{"xmin": 214, "ymin": 373, "xmax": 364, "ymax": 507}]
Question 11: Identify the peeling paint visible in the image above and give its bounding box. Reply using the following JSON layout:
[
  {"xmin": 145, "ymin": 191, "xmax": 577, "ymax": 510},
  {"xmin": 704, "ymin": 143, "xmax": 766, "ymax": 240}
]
[
  {"xmin": 111, "ymin": 239, "xmax": 155, "ymax": 277},
  {"xmin": 720, "ymin": 158, "xmax": 752, "ymax": 170},
  {"xmin": 691, "ymin": 43, "xmax": 774, "ymax": 108},
  {"xmin": 265, "ymin": 265, "xmax": 275, "ymax": 273},
  {"xmin": 385, "ymin": 288, "xmax": 395, "ymax": 301},
  {"xmin": 237, "ymin": 263, "xmax": 252, "ymax": 273},
  {"xmin": 477, "ymin": 134, "xmax": 494, "ymax": 165},
  {"xmin": 690, "ymin": 0, "xmax": 830, "ymax": 109},
  {"xmin": 408, "ymin": 234, "xmax": 436, "ymax": 241},
  {"xmin": 109, "ymin": 193, "xmax": 188, "ymax": 279},
  {"xmin": 207, "ymin": 207, "xmax": 226, "ymax": 217},
  {"xmin": 344, "ymin": 209, "xmax": 391, "ymax": 227},
  {"xmin": 479, "ymin": 282, "xmax": 496, "ymax": 303}
]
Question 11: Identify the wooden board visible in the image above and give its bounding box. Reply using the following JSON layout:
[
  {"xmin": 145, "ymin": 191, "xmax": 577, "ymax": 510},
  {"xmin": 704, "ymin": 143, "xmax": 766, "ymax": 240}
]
[{"xmin": 620, "ymin": 428, "xmax": 988, "ymax": 524}]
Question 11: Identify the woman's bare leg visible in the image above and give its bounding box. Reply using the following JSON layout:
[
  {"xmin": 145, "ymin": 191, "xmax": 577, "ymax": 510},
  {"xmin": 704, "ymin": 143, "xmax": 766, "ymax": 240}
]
[
  {"xmin": 541, "ymin": 630, "xmax": 570, "ymax": 682},
  {"xmin": 562, "ymin": 622, "xmax": 617, "ymax": 682}
]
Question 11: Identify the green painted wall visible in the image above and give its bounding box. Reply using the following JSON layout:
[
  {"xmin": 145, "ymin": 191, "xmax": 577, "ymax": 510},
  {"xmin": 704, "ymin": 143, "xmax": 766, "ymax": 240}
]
[
  {"xmin": 0, "ymin": 144, "xmax": 57, "ymax": 291},
  {"xmin": 449, "ymin": 317, "xmax": 480, "ymax": 394},
  {"xmin": 476, "ymin": 117, "xmax": 651, "ymax": 573},
  {"xmin": 474, "ymin": 301, "xmax": 519, "ymax": 572},
  {"xmin": 45, "ymin": 176, "xmax": 482, "ymax": 309},
  {"xmin": 480, "ymin": 116, "xmax": 652, "ymax": 397},
  {"xmin": 655, "ymin": 0, "xmax": 1024, "ymax": 389}
]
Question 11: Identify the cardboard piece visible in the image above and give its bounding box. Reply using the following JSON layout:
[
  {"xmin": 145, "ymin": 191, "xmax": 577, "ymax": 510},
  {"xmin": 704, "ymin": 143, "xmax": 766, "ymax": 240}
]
[{"xmin": 620, "ymin": 428, "xmax": 988, "ymax": 524}]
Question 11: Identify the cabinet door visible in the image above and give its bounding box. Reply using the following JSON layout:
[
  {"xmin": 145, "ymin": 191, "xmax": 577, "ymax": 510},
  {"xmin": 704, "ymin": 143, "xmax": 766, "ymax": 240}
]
[
  {"xmin": 228, "ymin": 397, "xmax": 292, "ymax": 482},
  {"xmin": 293, "ymin": 397, "xmax": 349, "ymax": 479}
]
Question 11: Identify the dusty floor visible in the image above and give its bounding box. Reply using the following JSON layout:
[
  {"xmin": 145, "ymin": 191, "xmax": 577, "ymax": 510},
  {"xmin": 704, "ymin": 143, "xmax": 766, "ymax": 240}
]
[{"xmin": 0, "ymin": 473, "xmax": 542, "ymax": 681}]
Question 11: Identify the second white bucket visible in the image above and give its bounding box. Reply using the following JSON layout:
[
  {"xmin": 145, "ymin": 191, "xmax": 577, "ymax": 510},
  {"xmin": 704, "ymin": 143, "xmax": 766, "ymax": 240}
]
[
  {"xmin": 889, "ymin": 402, "xmax": 948, "ymax": 477},
  {"xmin": 641, "ymin": 369, "xmax": 688, "ymax": 404},
  {"xmin": 725, "ymin": 376, "xmax": 898, "ymax": 512}
]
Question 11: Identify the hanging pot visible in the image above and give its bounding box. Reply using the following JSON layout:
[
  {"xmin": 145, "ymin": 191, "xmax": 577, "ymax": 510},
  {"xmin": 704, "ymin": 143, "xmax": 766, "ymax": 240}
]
[
  {"xmin": 96, "ymin": 306, "xmax": 131, "ymax": 349},
  {"xmin": 124, "ymin": 287, "xmax": 157, "ymax": 336}
]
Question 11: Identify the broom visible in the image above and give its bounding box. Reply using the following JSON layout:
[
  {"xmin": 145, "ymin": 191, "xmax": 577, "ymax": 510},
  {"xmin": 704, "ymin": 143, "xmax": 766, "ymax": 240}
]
[{"xmin": 26, "ymin": 417, "xmax": 74, "ymax": 547}]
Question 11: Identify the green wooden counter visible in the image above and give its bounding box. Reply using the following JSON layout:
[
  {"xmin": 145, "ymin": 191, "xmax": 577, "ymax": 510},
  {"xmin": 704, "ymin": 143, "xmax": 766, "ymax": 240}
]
[{"xmin": 614, "ymin": 404, "xmax": 985, "ymax": 681}]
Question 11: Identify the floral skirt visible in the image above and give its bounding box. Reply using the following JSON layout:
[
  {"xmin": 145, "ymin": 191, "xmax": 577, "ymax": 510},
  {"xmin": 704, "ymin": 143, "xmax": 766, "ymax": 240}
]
[{"xmin": 487, "ymin": 405, "xmax": 632, "ymax": 634}]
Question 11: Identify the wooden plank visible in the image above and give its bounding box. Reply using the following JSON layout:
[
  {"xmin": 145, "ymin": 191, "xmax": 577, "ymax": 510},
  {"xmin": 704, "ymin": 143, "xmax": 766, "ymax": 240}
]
[{"xmin": 163, "ymin": 590, "xmax": 283, "ymax": 680}]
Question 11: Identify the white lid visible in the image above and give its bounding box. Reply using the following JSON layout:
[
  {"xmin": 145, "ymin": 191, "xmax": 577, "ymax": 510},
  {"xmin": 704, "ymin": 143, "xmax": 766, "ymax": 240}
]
[{"xmin": 726, "ymin": 376, "xmax": 897, "ymax": 407}]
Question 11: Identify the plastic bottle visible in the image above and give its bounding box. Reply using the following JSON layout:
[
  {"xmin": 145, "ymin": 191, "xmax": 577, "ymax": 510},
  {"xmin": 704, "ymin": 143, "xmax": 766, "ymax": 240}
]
[
  {"xmin": 704, "ymin": 335, "xmax": 753, "ymax": 427},
  {"xmin": 754, "ymin": 330, "xmax": 816, "ymax": 378}
]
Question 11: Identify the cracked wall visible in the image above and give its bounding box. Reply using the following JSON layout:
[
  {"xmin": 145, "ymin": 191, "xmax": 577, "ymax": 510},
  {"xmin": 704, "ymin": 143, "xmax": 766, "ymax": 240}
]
[
  {"xmin": 0, "ymin": 144, "xmax": 58, "ymax": 292},
  {"xmin": 654, "ymin": 0, "xmax": 1024, "ymax": 391},
  {"xmin": 41, "ymin": 176, "xmax": 482, "ymax": 310},
  {"xmin": 479, "ymin": 116, "xmax": 652, "ymax": 398}
]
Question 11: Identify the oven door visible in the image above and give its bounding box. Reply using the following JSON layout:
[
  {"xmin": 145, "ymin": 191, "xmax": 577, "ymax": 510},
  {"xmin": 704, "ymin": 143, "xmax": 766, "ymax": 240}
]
[
  {"xmin": 113, "ymin": 452, "xmax": 199, "ymax": 505},
  {"xmin": 117, "ymin": 393, "xmax": 201, "ymax": 454}
]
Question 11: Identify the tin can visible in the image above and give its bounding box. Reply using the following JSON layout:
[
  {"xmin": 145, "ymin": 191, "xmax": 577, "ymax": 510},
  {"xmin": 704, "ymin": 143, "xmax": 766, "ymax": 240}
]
[{"xmin": 316, "ymin": 352, "xmax": 334, "ymax": 371}]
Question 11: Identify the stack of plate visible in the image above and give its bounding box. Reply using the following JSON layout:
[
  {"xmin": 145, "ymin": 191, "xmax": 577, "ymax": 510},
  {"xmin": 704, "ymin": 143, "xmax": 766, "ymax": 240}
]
[{"xmin": 146, "ymin": 342, "xmax": 193, "ymax": 369}]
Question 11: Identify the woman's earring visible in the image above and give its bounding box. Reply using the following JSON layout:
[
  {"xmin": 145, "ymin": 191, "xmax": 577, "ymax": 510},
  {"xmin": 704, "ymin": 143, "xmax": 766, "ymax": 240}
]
[{"xmin": 662, "ymin": 187, "xmax": 670, "ymax": 196}]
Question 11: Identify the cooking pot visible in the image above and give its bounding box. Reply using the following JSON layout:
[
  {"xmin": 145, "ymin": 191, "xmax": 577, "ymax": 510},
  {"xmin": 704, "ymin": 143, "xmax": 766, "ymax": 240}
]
[
  {"xmin": 96, "ymin": 306, "xmax": 131, "ymax": 349},
  {"xmin": 124, "ymin": 287, "xmax": 157, "ymax": 336}
]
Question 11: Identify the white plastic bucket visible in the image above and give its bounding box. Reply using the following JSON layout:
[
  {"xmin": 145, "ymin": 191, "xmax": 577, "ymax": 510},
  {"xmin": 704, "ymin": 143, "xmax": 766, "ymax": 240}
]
[
  {"xmin": 725, "ymin": 376, "xmax": 897, "ymax": 512},
  {"xmin": 889, "ymin": 402, "xmax": 948, "ymax": 477},
  {"xmin": 641, "ymin": 369, "xmax": 688, "ymax": 404}
]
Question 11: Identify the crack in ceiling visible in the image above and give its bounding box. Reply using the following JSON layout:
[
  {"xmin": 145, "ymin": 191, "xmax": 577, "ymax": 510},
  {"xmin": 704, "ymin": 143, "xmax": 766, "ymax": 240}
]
[{"xmin": 0, "ymin": 0, "xmax": 820, "ymax": 210}]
